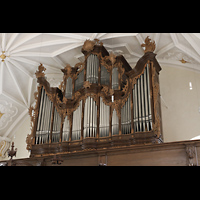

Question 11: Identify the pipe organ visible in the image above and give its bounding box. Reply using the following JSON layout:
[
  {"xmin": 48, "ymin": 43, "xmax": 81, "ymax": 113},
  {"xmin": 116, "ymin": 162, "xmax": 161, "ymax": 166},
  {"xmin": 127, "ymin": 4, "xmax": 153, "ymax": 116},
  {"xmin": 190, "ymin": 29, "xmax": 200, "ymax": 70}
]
[{"xmin": 27, "ymin": 37, "xmax": 163, "ymax": 157}]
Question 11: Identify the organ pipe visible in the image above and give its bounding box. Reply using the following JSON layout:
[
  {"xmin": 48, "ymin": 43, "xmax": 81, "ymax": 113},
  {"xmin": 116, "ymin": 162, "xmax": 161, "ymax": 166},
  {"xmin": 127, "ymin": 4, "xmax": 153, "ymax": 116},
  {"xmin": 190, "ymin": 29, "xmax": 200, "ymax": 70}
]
[
  {"xmin": 65, "ymin": 77, "xmax": 72, "ymax": 98},
  {"xmin": 86, "ymin": 54, "xmax": 99, "ymax": 84},
  {"xmin": 72, "ymin": 100, "xmax": 82, "ymax": 140},
  {"xmin": 84, "ymin": 97, "xmax": 97, "ymax": 138},
  {"xmin": 99, "ymin": 97, "xmax": 109, "ymax": 137}
]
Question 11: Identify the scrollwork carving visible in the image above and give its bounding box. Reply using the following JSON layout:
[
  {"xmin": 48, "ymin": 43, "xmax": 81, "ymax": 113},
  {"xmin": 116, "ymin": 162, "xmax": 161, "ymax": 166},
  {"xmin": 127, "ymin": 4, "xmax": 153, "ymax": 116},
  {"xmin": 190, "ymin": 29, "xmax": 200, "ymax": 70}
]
[
  {"xmin": 141, "ymin": 36, "xmax": 156, "ymax": 53},
  {"xmin": 83, "ymin": 81, "xmax": 91, "ymax": 89},
  {"xmin": 35, "ymin": 64, "xmax": 46, "ymax": 78},
  {"xmin": 82, "ymin": 39, "xmax": 103, "ymax": 53},
  {"xmin": 186, "ymin": 145, "xmax": 197, "ymax": 166}
]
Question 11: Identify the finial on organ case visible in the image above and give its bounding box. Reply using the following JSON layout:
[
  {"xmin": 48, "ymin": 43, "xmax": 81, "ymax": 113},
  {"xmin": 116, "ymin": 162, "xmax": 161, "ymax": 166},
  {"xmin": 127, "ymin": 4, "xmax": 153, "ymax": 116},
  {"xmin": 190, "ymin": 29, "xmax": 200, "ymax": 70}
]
[
  {"xmin": 35, "ymin": 63, "xmax": 46, "ymax": 78},
  {"xmin": 141, "ymin": 36, "xmax": 156, "ymax": 53},
  {"xmin": 82, "ymin": 39, "xmax": 103, "ymax": 52}
]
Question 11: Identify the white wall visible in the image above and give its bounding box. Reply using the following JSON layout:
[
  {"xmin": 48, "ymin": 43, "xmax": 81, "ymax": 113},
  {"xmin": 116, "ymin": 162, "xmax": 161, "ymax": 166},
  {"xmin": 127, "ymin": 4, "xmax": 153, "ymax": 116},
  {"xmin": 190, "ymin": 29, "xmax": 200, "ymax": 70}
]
[
  {"xmin": 11, "ymin": 116, "xmax": 30, "ymax": 159},
  {"xmin": 160, "ymin": 65, "xmax": 200, "ymax": 142}
]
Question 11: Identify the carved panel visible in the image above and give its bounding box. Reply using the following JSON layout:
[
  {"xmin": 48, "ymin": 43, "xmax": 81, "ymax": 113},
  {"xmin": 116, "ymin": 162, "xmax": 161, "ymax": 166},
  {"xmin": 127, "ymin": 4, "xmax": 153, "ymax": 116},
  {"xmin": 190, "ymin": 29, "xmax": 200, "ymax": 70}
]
[
  {"xmin": 185, "ymin": 144, "xmax": 197, "ymax": 166},
  {"xmin": 0, "ymin": 100, "xmax": 18, "ymax": 130}
]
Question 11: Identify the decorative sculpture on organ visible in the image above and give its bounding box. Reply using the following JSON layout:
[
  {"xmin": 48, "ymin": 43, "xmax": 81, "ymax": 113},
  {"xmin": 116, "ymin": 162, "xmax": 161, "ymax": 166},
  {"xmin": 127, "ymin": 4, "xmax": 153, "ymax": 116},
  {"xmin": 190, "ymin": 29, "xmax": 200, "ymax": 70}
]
[{"xmin": 27, "ymin": 37, "xmax": 163, "ymax": 157}]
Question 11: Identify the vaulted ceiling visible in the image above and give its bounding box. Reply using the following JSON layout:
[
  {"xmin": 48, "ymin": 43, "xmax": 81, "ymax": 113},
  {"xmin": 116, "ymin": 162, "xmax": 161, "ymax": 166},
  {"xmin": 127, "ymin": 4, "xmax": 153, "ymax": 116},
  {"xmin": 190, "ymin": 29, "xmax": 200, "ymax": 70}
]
[{"xmin": 1, "ymin": 33, "xmax": 200, "ymax": 141}]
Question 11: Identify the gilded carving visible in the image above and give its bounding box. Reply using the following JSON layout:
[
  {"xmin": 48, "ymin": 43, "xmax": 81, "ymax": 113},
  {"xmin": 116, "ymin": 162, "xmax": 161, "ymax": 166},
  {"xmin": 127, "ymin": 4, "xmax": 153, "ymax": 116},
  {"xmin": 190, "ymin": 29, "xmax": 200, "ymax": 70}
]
[
  {"xmin": 82, "ymin": 39, "xmax": 103, "ymax": 53},
  {"xmin": 109, "ymin": 52, "xmax": 116, "ymax": 65},
  {"xmin": 0, "ymin": 140, "xmax": 10, "ymax": 158},
  {"xmin": 35, "ymin": 64, "xmax": 46, "ymax": 78},
  {"xmin": 82, "ymin": 40, "xmax": 95, "ymax": 52},
  {"xmin": 141, "ymin": 36, "xmax": 156, "ymax": 53},
  {"xmin": 151, "ymin": 62, "xmax": 161, "ymax": 138},
  {"xmin": 83, "ymin": 81, "xmax": 92, "ymax": 89},
  {"xmin": 26, "ymin": 133, "xmax": 33, "ymax": 150}
]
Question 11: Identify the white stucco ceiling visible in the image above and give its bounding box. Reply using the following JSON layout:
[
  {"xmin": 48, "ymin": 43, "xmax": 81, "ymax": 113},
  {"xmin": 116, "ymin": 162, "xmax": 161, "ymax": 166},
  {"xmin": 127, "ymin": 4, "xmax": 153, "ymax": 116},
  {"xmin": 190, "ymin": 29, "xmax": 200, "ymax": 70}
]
[{"xmin": 0, "ymin": 33, "xmax": 200, "ymax": 140}]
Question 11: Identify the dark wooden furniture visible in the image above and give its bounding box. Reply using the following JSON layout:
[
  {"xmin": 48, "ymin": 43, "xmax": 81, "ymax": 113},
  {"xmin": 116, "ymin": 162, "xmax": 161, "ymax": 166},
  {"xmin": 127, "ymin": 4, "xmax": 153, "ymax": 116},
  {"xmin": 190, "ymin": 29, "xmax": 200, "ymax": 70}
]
[
  {"xmin": 2, "ymin": 139, "xmax": 199, "ymax": 166},
  {"xmin": 26, "ymin": 37, "xmax": 163, "ymax": 158}
]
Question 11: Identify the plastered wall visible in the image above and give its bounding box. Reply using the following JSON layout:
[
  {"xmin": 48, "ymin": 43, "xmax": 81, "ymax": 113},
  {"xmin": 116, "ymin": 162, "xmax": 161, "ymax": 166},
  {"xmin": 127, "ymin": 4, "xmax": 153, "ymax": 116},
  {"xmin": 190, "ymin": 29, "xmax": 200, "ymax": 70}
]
[{"xmin": 159, "ymin": 65, "xmax": 200, "ymax": 142}]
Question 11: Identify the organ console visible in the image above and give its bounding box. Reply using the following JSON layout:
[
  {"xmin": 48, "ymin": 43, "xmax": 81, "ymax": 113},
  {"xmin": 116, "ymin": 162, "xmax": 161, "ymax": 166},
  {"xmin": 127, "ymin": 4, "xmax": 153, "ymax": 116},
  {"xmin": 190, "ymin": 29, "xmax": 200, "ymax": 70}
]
[{"xmin": 27, "ymin": 36, "xmax": 163, "ymax": 157}]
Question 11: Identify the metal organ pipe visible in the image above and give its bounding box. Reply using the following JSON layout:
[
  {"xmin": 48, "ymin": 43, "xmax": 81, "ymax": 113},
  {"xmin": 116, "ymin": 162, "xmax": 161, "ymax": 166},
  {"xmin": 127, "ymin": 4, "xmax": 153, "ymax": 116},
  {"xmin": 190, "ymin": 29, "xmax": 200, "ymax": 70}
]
[
  {"xmin": 75, "ymin": 69, "xmax": 84, "ymax": 91},
  {"xmin": 99, "ymin": 97, "xmax": 109, "ymax": 137},
  {"xmin": 112, "ymin": 109, "xmax": 119, "ymax": 136},
  {"xmin": 83, "ymin": 97, "xmax": 97, "ymax": 138},
  {"xmin": 112, "ymin": 67, "xmax": 118, "ymax": 90},
  {"xmin": 101, "ymin": 65, "xmax": 110, "ymax": 85},
  {"xmin": 121, "ymin": 95, "xmax": 131, "ymax": 135},
  {"xmin": 72, "ymin": 100, "xmax": 82, "ymax": 140},
  {"xmin": 36, "ymin": 87, "xmax": 53, "ymax": 144},
  {"xmin": 86, "ymin": 54, "xmax": 99, "ymax": 84},
  {"xmin": 63, "ymin": 116, "xmax": 70, "ymax": 141},
  {"xmin": 132, "ymin": 64, "xmax": 152, "ymax": 133},
  {"xmin": 65, "ymin": 77, "xmax": 72, "ymax": 98},
  {"xmin": 52, "ymin": 107, "xmax": 61, "ymax": 143}
]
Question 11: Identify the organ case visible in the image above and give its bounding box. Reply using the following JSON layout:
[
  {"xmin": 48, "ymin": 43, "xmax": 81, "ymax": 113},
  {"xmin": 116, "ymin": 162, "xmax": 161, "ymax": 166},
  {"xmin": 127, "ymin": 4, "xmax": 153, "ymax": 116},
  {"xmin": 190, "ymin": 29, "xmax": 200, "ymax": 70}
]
[{"xmin": 27, "ymin": 37, "xmax": 163, "ymax": 157}]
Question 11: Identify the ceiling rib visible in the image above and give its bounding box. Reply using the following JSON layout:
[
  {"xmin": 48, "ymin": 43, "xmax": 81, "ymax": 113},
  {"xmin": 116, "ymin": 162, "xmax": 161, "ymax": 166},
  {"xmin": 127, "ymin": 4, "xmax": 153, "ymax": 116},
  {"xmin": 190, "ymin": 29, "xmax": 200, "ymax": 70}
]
[
  {"xmin": 5, "ymin": 60, "xmax": 28, "ymax": 107},
  {"xmin": 181, "ymin": 33, "xmax": 200, "ymax": 56},
  {"xmin": 11, "ymin": 52, "xmax": 52, "ymax": 57},
  {"xmin": 51, "ymin": 42, "xmax": 83, "ymax": 57},
  {"xmin": 0, "ymin": 62, "xmax": 4, "ymax": 93},
  {"xmin": 52, "ymin": 56, "xmax": 66, "ymax": 68},
  {"xmin": 177, "ymin": 43, "xmax": 200, "ymax": 64},
  {"xmin": 90, "ymin": 33, "xmax": 99, "ymax": 40},
  {"xmin": 97, "ymin": 33, "xmax": 107, "ymax": 39},
  {"xmin": 28, "ymin": 77, "xmax": 33, "ymax": 107},
  {"xmin": 156, "ymin": 43, "xmax": 174, "ymax": 57},
  {"xmin": 7, "ymin": 57, "xmax": 32, "ymax": 78},
  {"xmin": 10, "ymin": 39, "xmax": 82, "ymax": 54},
  {"xmin": 153, "ymin": 33, "xmax": 161, "ymax": 53},
  {"xmin": 46, "ymin": 33, "xmax": 89, "ymax": 41},
  {"xmin": 8, "ymin": 33, "xmax": 42, "ymax": 52},
  {"xmin": 100, "ymin": 33, "xmax": 138, "ymax": 40},
  {"xmin": 2, "ymin": 33, "xmax": 6, "ymax": 51},
  {"xmin": 6, "ymin": 33, "xmax": 19, "ymax": 51},
  {"xmin": 2, "ymin": 91, "xmax": 27, "ymax": 108}
]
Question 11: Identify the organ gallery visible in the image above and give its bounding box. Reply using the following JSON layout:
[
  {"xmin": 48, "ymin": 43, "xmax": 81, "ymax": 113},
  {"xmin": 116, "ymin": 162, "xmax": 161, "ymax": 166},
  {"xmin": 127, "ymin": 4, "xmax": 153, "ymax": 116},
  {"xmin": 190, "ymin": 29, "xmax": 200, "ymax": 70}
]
[{"xmin": 26, "ymin": 37, "xmax": 163, "ymax": 158}]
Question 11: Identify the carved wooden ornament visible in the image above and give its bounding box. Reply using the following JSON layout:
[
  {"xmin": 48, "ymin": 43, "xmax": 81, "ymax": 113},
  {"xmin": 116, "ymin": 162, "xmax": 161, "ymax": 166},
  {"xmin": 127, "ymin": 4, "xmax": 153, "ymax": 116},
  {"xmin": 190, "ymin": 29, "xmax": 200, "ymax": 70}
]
[{"xmin": 141, "ymin": 36, "xmax": 156, "ymax": 53}]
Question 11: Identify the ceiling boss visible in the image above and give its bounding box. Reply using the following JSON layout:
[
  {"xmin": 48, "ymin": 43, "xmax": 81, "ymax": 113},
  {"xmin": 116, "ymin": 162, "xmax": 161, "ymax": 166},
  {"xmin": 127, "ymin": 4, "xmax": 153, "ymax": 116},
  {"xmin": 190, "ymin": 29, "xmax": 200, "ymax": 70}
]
[
  {"xmin": 0, "ymin": 51, "xmax": 9, "ymax": 62},
  {"xmin": 0, "ymin": 112, "xmax": 4, "ymax": 119}
]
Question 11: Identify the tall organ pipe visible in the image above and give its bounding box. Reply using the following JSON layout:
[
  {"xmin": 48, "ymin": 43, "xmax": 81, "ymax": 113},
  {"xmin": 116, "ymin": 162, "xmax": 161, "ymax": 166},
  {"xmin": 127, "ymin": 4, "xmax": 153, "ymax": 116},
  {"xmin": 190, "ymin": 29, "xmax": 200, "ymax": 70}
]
[
  {"xmin": 86, "ymin": 54, "xmax": 99, "ymax": 84},
  {"xmin": 84, "ymin": 97, "xmax": 97, "ymax": 138},
  {"xmin": 121, "ymin": 95, "xmax": 131, "ymax": 135},
  {"xmin": 36, "ymin": 87, "xmax": 53, "ymax": 144},
  {"xmin": 63, "ymin": 116, "xmax": 70, "ymax": 141},
  {"xmin": 112, "ymin": 109, "xmax": 119, "ymax": 136},
  {"xmin": 132, "ymin": 64, "xmax": 152, "ymax": 133},
  {"xmin": 72, "ymin": 100, "xmax": 82, "ymax": 140},
  {"xmin": 99, "ymin": 97, "xmax": 109, "ymax": 137},
  {"xmin": 52, "ymin": 107, "xmax": 61, "ymax": 143}
]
